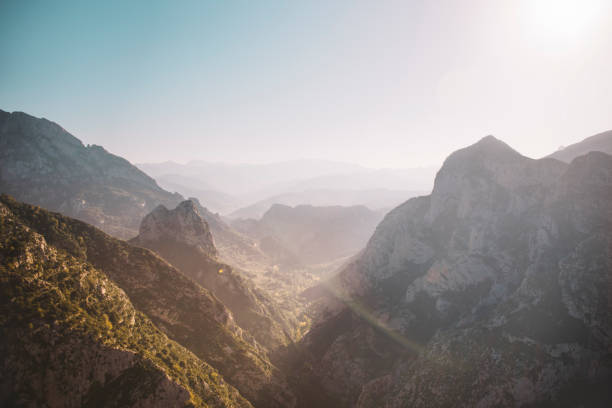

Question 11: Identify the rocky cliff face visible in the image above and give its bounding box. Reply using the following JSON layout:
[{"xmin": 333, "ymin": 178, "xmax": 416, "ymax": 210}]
[
  {"xmin": 187, "ymin": 198, "xmax": 273, "ymax": 273},
  {"xmin": 136, "ymin": 200, "xmax": 217, "ymax": 258},
  {"xmin": 130, "ymin": 200, "xmax": 297, "ymax": 406},
  {"xmin": 298, "ymin": 136, "xmax": 612, "ymax": 407},
  {"xmin": 0, "ymin": 110, "xmax": 182, "ymax": 238}
]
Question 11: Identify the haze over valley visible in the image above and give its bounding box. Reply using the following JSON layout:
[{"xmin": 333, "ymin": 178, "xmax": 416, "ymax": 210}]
[{"xmin": 2, "ymin": 1, "xmax": 612, "ymax": 407}]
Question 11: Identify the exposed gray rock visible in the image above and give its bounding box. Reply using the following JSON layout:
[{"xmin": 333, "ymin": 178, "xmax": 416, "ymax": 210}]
[
  {"xmin": 301, "ymin": 137, "xmax": 612, "ymax": 407},
  {"xmin": 136, "ymin": 200, "xmax": 217, "ymax": 257}
]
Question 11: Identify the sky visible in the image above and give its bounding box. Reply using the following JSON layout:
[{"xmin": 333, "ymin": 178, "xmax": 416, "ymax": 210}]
[{"xmin": 1, "ymin": 0, "xmax": 611, "ymax": 168}]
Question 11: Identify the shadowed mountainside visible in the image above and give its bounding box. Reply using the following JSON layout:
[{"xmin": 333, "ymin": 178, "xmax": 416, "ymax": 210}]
[{"xmin": 0, "ymin": 110, "xmax": 182, "ymax": 239}]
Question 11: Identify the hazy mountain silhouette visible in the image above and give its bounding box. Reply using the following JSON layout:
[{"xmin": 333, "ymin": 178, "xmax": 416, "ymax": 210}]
[
  {"xmin": 138, "ymin": 159, "xmax": 435, "ymax": 217},
  {"xmin": 0, "ymin": 110, "xmax": 182, "ymax": 239},
  {"xmin": 232, "ymin": 204, "xmax": 384, "ymax": 265},
  {"xmin": 548, "ymin": 129, "xmax": 612, "ymax": 162},
  {"xmin": 228, "ymin": 189, "xmax": 416, "ymax": 220}
]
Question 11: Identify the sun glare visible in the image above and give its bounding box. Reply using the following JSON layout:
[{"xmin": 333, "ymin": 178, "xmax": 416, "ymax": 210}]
[{"xmin": 525, "ymin": 0, "xmax": 605, "ymax": 42}]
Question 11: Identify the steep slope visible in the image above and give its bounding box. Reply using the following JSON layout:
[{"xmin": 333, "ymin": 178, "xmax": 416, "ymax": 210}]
[
  {"xmin": 130, "ymin": 200, "xmax": 295, "ymax": 352},
  {"xmin": 188, "ymin": 198, "xmax": 274, "ymax": 273},
  {"xmin": 234, "ymin": 204, "xmax": 384, "ymax": 265},
  {"xmin": 548, "ymin": 129, "xmax": 612, "ymax": 163},
  {"xmin": 297, "ymin": 136, "xmax": 612, "ymax": 407},
  {"xmin": 0, "ymin": 195, "xmax": 294, "ymax": 408},
  {"xmin": 0, "ymin": 110, "xmax": 182, "ymax": 238},
  {"xmin": 0, "ymin": 196, "xmax": 251, "ymax": 408}
]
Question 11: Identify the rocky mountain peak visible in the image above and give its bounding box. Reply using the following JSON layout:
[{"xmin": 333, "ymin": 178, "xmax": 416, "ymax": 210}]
[
  {"xmin": 427, "ymin": 136, "xmax": 567, "ymax": 221},
  {"xmin": 136, "ymin": 200, "xmax": 217, "ymax": 257}
]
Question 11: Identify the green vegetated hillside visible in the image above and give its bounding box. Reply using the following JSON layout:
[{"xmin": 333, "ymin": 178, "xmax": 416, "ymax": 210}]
[
  {"xmin": 0, "ymin": 195, "xmax": 251, "ymax": 408},
  {"xmin": 0, "ymin": 195, "xmax": 294, "ymax": 408}
]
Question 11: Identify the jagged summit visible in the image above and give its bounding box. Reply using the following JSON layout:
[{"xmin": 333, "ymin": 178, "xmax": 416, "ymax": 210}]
[{"xmin": 135, "ymin": 200, "xmax": 217, "ymax": 257}]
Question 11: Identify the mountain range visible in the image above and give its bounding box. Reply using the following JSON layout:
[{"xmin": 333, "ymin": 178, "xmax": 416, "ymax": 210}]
[
  {"xmin": 137, "ymin": 159, "xmax": 434, "ymax": 216},
  {"xmin": 294, "ymin": 136, "xmax": 612, "ymax": 407},
  {"xmin": 232, "ymin": 204, "xmax": 384, "ymax": 265},
  {"xmin": 1, "ymin": 108, "xmax": 612, "ymax": 407}
]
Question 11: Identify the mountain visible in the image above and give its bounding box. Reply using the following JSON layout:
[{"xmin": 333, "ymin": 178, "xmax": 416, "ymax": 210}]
[
  {"xmin": 295, "ymin": 136, "xmax": 612, "ymax": 407},
  {"xmin": 228, "ymin": 189, "xmax": 417, "ymax": 220},
  {"xmin": 0, "ymin": 195, "xmax": 253, "ymax": 407},
  {"xmin": 137, "ymin": 159, "xmax": 368, "ymax": 197},
  {"xmin": 232, "ymin": 204, "xmax": 384, "ymax": 266},
  {"xmin": 155, "ymin": 174, "xmax": 245, "ymax": 214},
  {"xmin": 137, "ymin": 159, "xmax": 435, "ymax": 217},
  {"xmin": 187, "ymin": 198, "xmax": 275, "ymax": 272},
  {"xmin": 548, "ymin": 129, "xmax": 612, "ymax": 163},
  {"xmin": 129, "ymin": 200, "xmax": 296, "ymax": 351},
  {"xmin": 0, "ymin": 195, "xmax": 295, "ymax": 407},
  {"xmin": 0, "ymin": 110, "xmax": 182, "ymax": 239}
]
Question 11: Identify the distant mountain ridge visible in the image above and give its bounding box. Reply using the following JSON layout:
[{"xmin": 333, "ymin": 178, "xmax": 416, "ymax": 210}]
[
  {"xmin": 0, "ymin": 110, "xmax": 182, "ymax": 238},
  {"xmin": 138, "ymin": 159, "xmax": 435, "ymax": 216},
  {"xmin": 547, "ymin": 129, "xmax": 612, "ymax": 162},
  {"xmin": 228, "ymin": 189, "xmax": 416, "ymax": 220},
  {"xmin": 233, "ymin": 204, "xmax": 384, "ymax": 265}
]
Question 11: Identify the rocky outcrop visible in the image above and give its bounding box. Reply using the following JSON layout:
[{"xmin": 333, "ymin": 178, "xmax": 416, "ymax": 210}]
[
  {"xmin": 299, "ymin": 137, "xmax": 612, "ymax": 407},
  {"xmin": 187, "ymin": 197, "xmax": 274, "ymax": 272},
  {"xmin": 130, "ymin": 199, "xmax": 297, "ymax": 406},
  {"xmin": 136, "ymin": 200, "xmax": 217, "ymax": 257},
  {"xmin": 0, "ymin": 110, "xmax": 182, "ymax": 238}
]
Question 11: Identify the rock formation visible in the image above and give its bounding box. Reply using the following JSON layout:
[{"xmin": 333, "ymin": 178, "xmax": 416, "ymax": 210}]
[{"xmin": 297, "ymin": 136, "xmax": 612, "ymax": 407}]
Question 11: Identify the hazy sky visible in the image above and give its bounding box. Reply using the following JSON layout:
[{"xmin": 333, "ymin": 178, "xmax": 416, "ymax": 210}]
[{"xmin": 1, "ymin": 0, "xmax": 611, "ymax": 168}]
